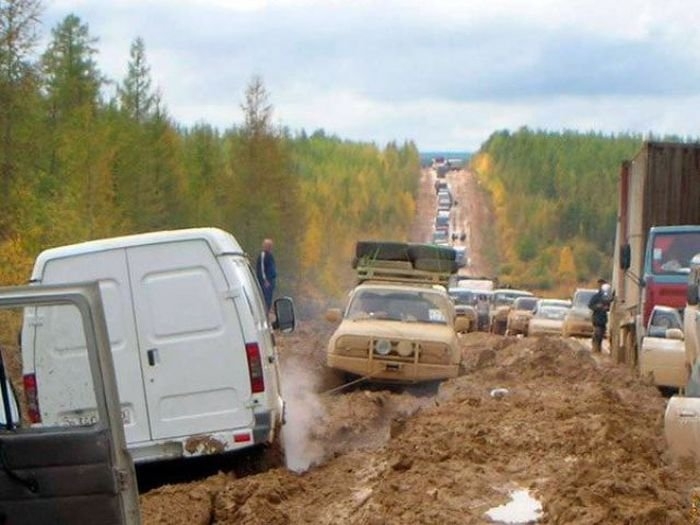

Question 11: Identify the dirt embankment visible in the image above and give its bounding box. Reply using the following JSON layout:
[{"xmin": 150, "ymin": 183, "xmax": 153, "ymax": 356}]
[{"xmin": 140, "ymin": 167, "xmax": 700, "ymax": 524}]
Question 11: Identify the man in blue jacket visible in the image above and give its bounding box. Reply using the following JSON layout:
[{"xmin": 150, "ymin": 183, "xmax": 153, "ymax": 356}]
[
  {"xmin": 256, "ymin": 238, "xmax": 277, "ymax": 313},
  {"xmin": 588, "ymin": 279, "xmax": 613, "ymax": 353}
]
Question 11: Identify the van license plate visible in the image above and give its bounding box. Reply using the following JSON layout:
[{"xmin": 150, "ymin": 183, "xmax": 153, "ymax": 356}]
[{"xmin": 61, "ymin": 408, "xmax": 132, "ymax": 426}]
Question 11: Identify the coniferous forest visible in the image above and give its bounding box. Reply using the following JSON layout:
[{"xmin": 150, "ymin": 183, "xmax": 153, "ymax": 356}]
[
  {"xmin": 0, "ymin": 5, "xmax": 420, "ymax": 314},
  {"xmin": 470, "ymin": 128, "xmax": 643, "ymax": 291}
]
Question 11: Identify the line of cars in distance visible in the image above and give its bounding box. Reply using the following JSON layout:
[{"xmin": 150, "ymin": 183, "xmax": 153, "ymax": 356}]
[
  {"xmin": 447, "ymin": 282, "xmax": 608, "ymax": 338},
  {"xmin": 431, "ymin": 176, "xmax": 468, "ymax": 268},
  {"xmin": 449, "ymin": 281, "xmax": 688, "ymax": 393},
  {"xmin": 448, "ymin": 280, "xmax": 688, "ymax": 389}
]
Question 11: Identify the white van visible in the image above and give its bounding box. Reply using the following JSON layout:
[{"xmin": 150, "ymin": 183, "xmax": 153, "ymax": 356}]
[{"xmin": 20, "ymin": 228, "xmax": 294, "ymax": 464}]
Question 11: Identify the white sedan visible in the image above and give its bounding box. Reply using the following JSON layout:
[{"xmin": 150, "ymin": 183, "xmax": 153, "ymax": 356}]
[{"xmin": 639, "ymin": 306, "xmax": 686, "ymax": 390}]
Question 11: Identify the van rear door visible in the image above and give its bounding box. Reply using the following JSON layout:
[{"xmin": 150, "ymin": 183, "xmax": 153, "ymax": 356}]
[
  {"xmin": 30, "ymin": 249, "xmax": 150, "ymax": 444},
  {"xmin": 126, "ymin": 240, "xmax": 252, "ymax": 440}
]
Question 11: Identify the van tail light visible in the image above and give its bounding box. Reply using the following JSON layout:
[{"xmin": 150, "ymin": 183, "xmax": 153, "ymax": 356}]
[
  {"xmin": 245, "ymin": 343, "xmax": 265, "ymax": 393},
  {"xmin": 23, "ymin": 373, "xmax": 41, "ymax": 423}
]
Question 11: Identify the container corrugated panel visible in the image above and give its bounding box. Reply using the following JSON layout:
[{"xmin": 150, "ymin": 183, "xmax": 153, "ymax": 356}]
[{"xmin": 639, "ymin": 142, "xmax": 700, "ymax": 232}]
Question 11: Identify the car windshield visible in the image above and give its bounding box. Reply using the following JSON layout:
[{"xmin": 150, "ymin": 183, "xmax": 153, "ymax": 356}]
[
  {"xmin": 513, "ymin": 297, "xmax": 538, "ymax": 311},
  {"xmin": 539, "ymin": 299, "xmax": 571, "ymax": 309},
  {"xmin": 449, "ymin": 290, "xmax": 474, "ymax": 305},
  {"xmin": 493, "ymin": 291, "xmax": 530, "ymax": 307},
  {"xmin": 347, "ymin": 289, "xmax": 449, "ymax": 324},
  {"xmin": 647, "ymin": 308, "xmax": 682, "ymax": 336},
  {"xmin": 572, "ymin": 290, "xmax": 596, "ymax": 308},
  {"xmin": 651, "ymin": 231, "xmax": 700, "ymax": 275},
  {"xmin": 536, "ymin": 306, "xmax": 568, "ymax": 320}
]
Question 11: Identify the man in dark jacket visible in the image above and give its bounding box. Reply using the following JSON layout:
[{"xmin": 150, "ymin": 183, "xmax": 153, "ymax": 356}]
[
  {"xmin": 588, "ymin": 279, "xmax": 612, "ymax": 353},
  {"xmin": 256, "ymin": 238, "xmax": 277, "ymax": 313}
]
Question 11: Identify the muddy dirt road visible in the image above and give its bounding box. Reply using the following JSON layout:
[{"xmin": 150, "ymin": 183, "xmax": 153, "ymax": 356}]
[{"xmin": 140, "ymin": 169, "xmax": 700, "ymax": 524}]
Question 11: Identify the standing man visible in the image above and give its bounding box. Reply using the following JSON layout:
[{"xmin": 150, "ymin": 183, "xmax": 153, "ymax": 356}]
[
  {"xmin": 588, "ymin": 279, "xmax": 613, "ymax": 353},
  {"xmin": 256, "ymin": 238, "xmax": 277, "ymax": 313}
]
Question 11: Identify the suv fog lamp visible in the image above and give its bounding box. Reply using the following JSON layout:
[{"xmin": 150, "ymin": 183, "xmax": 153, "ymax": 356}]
[{"xmin": 375, "ymin": 339, "xmax": 391, "ymax": 355}]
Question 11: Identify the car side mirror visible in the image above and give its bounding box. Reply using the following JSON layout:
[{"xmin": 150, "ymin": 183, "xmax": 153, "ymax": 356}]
[
  {"xmin": 273, "ymin": 297, "xmax": 296, "ymax": 333},
  {"xmin": 688, "ymin": 283, "xmax": 699, "ymax": 306},
  {"xmin": 620, "ymin": 243, "xmax": 631, "ymax": 270}
]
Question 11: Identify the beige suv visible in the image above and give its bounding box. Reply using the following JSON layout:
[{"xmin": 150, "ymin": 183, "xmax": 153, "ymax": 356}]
[
  {"xmin": 489, "ymin": 289, "xmax": 534, "ymax": 335},
  {"xmin": 562, "ymin": 288, "xmax": 597, "ymax": 337},
  {"xmin": 505, "ymin": 296, "xmax": 539, "ymax": 336},
  {"xmin": 327, "ymin": 242, "xmax": 467, "ymax": 383}
]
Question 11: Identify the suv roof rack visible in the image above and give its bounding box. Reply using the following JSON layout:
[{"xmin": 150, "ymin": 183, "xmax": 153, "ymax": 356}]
[
  {"xmin": 356, "ymin": 260, "xmax": 453, "ymax": 287},
  {"xmin": 353, "ymin": 239, "xmax": 457, "ymax": 287}
]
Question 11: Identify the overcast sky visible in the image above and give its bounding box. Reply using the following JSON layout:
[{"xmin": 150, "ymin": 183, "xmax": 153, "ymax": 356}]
[{"xmin": 43, "ymin": 0, "xmax": 700, "ymax": 151}]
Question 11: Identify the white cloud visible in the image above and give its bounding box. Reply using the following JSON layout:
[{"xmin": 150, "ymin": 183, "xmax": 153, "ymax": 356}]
[{"xmin": 39, "ymin": 1, "xmax": 700, "ymax": 151}]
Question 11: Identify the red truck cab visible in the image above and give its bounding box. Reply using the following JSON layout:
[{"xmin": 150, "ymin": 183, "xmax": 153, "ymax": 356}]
[{"xmin": 641, "ymin": 226, "xmax": 700, "ymax": 327}]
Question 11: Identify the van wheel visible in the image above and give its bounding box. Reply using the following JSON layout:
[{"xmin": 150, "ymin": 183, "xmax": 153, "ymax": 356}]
[{"xmin": 261, "ymin": 439, "xmax": 286, "ymax": 470}]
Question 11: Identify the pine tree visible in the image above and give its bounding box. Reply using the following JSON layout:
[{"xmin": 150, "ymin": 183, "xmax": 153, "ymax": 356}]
[
  {"xmin": 0, "ymin": 0, "xmax": 42, "ymax": 234},
  {"xmin": 118, "ymin": 37, "xmax": 158, "ymax": 123}
]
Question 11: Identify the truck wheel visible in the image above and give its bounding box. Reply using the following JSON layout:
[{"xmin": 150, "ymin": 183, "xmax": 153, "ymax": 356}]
[{"xmin": 355, "ymin": 241, "xmax": 411, "ymax": 262}]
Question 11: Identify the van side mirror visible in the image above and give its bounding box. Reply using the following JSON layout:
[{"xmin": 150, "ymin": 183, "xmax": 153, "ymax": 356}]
[
  {"xmin": 273, "ymin": 297, "xmax": 295, "ymax": 333},
  {"xmin": 688, "ymin": 283, "xmax": 699, "ymax": 306},
  {"xmin": 620, "ymin": 244, "xmax": 631, "ymax": 270}
]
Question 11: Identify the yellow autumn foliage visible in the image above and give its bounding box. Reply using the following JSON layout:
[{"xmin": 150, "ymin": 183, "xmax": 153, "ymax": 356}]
[
  {"xmin": 557, "ymin": 245, "xmax": 577, "ymax": 285},
  {"xmin": 0, "ymin": 236, "xmax": 34, "ymax": 286}
]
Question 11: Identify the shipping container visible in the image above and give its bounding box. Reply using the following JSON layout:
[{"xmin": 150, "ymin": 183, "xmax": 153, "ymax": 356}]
[{"xmin": 610, "ymin": 141, "xmax": 700, "ymax": 366}]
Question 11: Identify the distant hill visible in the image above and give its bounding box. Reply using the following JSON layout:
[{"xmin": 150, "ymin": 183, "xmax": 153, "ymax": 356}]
[{"xmin": 420, "ymin": 151, "xmax": 472, "ymax": 168}]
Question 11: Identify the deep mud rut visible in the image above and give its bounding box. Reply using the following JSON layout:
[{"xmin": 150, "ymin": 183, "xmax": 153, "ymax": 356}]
[{"xmin": 139, "ymin": 170, "xmax": 700, "ymax": 524}]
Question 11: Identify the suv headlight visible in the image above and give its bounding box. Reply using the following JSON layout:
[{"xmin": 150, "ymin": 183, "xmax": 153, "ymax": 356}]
[
  {"xmin": 396, "ymin": 340, "xmax": 413, "ymax": 357},
  {"xmin": 375, "ymin": 339, "xmax": 391, "ymax": 355}
]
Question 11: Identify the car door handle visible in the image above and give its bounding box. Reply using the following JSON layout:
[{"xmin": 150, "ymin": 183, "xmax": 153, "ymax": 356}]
[{"xmin": 147, "ymin": 348, "xmax": 159, "ymax": 366}]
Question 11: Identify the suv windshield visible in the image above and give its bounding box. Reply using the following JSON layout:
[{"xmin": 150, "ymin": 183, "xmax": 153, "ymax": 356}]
[{"xmin": 347, "ymin": 289, "xmax": 449, "ymax": 324}]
